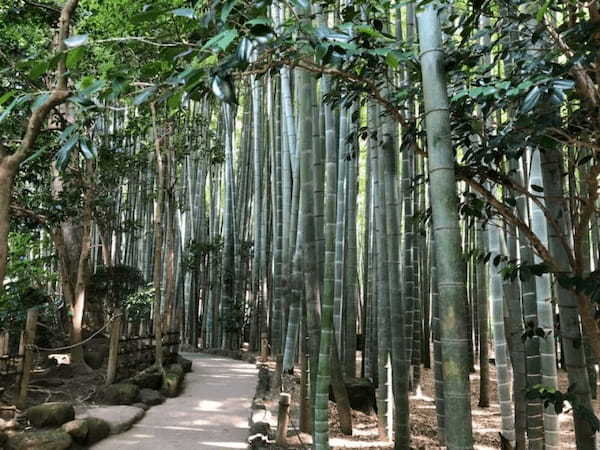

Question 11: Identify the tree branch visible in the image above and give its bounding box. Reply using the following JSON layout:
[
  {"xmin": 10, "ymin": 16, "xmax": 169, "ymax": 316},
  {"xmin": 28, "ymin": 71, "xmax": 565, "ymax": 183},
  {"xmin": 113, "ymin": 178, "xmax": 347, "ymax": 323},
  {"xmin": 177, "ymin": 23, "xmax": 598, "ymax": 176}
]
[
  {"xmin": 463, "ymin": 177, "xmax": 560, "ymax": 269},
  {"xmin": 6, "ymin": 0, "xmax": 79, "ymax": 169}
]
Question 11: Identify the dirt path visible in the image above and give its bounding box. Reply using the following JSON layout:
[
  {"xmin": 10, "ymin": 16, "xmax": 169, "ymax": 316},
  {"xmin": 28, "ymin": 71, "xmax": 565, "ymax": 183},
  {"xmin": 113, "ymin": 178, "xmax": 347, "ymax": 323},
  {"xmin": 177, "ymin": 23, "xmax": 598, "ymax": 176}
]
[{"xmin": 92, "ymin": 353, "xmax": 257, "ymax": 450}]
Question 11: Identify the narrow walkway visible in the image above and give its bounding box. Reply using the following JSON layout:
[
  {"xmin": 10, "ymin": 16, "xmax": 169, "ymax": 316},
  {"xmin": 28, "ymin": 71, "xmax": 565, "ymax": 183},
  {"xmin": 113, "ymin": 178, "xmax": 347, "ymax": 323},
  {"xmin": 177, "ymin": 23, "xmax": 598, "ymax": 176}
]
[{"xmin": 92, "ymin": 353, "xmax": 257, "ymax": 450}]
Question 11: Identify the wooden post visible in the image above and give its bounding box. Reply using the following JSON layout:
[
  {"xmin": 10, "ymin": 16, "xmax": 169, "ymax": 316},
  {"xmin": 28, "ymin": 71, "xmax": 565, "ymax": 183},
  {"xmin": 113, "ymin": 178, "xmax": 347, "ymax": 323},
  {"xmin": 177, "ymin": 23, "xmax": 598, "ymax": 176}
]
[
  {"xmin": 17, "ymin": 308, "xmax": 38, "ymax": 409},
  {"xmin": 17, "ymin": 330, "xmax": 25, "ymax": 373},
  {"xmin": 276, "ymin": 393, "xmax": 291, "ymax": 445},
  {"xmin": 260, "ymin": 332, "xmax": 268, "ymax": 361},
  {"xmin": 0, "ymin": 330, "xmax": 8, "ymax": 374},
  {"xmin": 105, "ymin": 309, "xmax": 122, "ymax": 385}
]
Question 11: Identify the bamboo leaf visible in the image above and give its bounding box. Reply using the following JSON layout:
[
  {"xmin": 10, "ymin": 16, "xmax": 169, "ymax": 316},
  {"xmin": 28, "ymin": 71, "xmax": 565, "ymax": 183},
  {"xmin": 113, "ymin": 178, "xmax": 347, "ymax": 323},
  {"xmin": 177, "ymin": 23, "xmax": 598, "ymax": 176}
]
[{"xmin": 56, "ymin": 134, "xmax": 79, "ymax": 170}]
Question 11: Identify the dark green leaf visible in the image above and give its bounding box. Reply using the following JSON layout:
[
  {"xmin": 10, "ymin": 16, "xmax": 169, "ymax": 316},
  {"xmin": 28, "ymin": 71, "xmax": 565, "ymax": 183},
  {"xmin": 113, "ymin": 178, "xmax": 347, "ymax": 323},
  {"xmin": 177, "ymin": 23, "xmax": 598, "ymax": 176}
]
[
  {"xmin": 202, "ymin": 29, "xmax": 238, "ymax": 51},
  {"xmin": 66, "ymin": 47, "xmax": 86, "ymax": 68},
  {"xmin": 56, "ymin": 134, "xmax": 79, "ymax": 170},
  {"xmin": 221, "ymin": 0, "xmax": 239, "ymax": 23},
  {"xmin": 29, "ymin": 60, "xmax": 49, "ymax": 79},
  {"xmin": 521, "ymin": 86, "xmax": 541, "ymax": 113}
]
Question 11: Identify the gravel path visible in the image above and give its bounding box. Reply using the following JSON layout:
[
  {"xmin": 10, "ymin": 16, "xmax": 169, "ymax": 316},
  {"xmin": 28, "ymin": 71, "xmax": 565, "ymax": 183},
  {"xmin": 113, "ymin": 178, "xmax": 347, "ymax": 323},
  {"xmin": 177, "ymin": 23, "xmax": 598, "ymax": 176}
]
[{"xmin": 92, "ymin": 353, "xmax": 257, "ymax": 450}]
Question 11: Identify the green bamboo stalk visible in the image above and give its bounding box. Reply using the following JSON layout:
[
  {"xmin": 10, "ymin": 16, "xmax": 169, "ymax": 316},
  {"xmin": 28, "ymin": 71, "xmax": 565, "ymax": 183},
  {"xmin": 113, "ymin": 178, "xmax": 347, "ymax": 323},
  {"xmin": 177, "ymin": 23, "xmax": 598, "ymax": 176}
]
[{"xmin": 417, "ymin": 5, "xmax": 474, "ymax": 448}]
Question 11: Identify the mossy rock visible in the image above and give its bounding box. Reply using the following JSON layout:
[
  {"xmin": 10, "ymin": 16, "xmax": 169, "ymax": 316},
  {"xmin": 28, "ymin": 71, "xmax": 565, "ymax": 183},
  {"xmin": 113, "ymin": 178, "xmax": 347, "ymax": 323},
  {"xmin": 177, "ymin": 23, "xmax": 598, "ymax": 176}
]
[
  {"xmin": 27, "ymin": 402, "xmax": 75, "ymax": 428},
  {"xmin": 167, "ymin": 363, "xmax": 184, "ymax": 380},
  {"xmin": 7, "ymin": 430, "xmax": 72, "ymax": 450},
  {"xmin": 98, "ymin": 383, "xmax": 140, "ymax": 405},
  {"xmin": 161, "ymin": 371, "xmax": 183, "ymax": 398},
  {"xmin": 83, "ymin": 349, "xmax": 106, "ymax": 370},
  {"xmin": 62, "ymin": 417, "xmax": 110, "ymax": 446},
  {"xmin": 176, "ymin": 355, "xmax": 193, "ymax": 373},
  {"xmin": 129, "ymin": 368, "xmax": 163, "ymax": 390},
  {"xmin": 61, "ymin": 419, "xmax": 88, "ymax": 443},
  {"xmin": 139, "ymin": 388, "xmax": 164, "ymax": 406}
]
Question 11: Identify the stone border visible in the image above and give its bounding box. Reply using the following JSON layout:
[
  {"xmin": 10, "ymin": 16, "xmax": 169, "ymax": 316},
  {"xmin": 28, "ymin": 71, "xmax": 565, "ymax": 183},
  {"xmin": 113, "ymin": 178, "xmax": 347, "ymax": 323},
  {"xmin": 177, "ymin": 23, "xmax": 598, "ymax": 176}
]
[
  {"xmin": 2, "ymin": 355, "xmax": 193, "ymax": 449},
  {"xmin": 248, "ymin": 363, "xmax": 274, "ymax": 449}
]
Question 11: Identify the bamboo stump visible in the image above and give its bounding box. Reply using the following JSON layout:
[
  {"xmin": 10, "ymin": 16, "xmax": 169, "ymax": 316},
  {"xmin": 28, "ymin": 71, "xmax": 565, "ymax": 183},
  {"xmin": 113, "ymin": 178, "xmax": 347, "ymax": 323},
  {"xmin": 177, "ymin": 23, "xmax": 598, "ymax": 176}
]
[{"xmin": 276, "ymin": 392, "xmax": 291, "ymax": 445}]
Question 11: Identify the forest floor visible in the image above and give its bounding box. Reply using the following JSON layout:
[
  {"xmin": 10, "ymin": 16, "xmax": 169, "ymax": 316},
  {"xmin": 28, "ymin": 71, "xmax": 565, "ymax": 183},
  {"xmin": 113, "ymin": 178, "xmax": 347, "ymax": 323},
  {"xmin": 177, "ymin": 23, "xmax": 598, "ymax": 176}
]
[{"xmin": 280, "ymin": 361, "xmax": 596, "ymax": 449}]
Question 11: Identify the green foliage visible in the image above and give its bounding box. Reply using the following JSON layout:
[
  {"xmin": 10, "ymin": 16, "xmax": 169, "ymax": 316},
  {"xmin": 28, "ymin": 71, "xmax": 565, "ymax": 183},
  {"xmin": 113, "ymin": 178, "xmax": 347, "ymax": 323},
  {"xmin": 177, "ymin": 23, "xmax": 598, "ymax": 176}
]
[
  {"xmin": 88, "ymin": 265, "xmax": 146, "ymax": 313},
  {"xmin": 527, "ymin": 384, "xmax": 600, "ymax": 431},
  {"xmin": 124, "ymin": 286, "xmax": 155, "ymax": 321},
  {"xmin": 183, "ymin": 238, "xmax": 223, "ymax": 272},
  {"xmin": 1, "ymin": 232, "xmax": 55, "ymax": 330}
]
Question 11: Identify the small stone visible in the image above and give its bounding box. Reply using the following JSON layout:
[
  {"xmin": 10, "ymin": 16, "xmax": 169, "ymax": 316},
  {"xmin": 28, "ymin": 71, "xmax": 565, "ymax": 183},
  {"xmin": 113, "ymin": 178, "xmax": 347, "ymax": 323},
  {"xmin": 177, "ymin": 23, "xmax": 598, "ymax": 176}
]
[
  {"xmin": 27, "ymin": 402, "xmax": 75, "ymax": 428},
  {"xmin": 7, "ymin": 430, "xmax": 72, "ymax": 450}
]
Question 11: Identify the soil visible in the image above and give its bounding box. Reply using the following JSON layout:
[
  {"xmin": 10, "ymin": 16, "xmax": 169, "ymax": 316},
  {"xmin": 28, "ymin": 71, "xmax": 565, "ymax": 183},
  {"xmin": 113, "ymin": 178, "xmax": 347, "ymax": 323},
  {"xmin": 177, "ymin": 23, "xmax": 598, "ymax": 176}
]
[{"xmin": 276, "ymin": 361, "xmax": 597, "ymax": 449}]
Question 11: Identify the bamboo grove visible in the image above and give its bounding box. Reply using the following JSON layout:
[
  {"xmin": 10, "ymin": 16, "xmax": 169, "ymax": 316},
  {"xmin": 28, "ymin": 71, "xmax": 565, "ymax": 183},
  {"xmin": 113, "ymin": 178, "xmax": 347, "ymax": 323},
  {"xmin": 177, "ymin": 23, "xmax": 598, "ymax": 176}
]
[{"xmin": 1, "ymin": 0, "xmax": 600, "ymax": 448}]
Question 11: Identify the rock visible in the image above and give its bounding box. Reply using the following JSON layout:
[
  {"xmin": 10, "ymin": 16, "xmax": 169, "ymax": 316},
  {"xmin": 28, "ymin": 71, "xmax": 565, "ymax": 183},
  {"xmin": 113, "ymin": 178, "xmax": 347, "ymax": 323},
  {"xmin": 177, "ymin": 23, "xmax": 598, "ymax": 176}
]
[
  {"xmin": 167, "ymin": 363, "xmax": 184, "ymax": 379},
  {"xmin": 0, "ymin": 418, "xmax": 17, "ymax": 431},
  {"xmin": 62, "ymin": 418, "xmax": 110, "ymax": 446},
  {"xmin": 98, "ymin": 383, "xmax": 140, "ymax": 405},
  {"xmin": 83, "ymin": 350, "xmax": 106, "ymax": 370},
  {"xmin": 7, "ymin": 430, "xmax": 72, "ymax": 450},
  {"xmin": 176, "ymin": 355, "xmax": 193, "ymax": 373},
  {"xmin": 161, "ymin": 371, "xmax": 183, "ymax": 398},
  {"xmin": 133, "ymin": 402, "xmax": 150, "ymax": 411},
  {"xmin": 27, "ymin": 402, "xmax": 75, "ymax": 428},
  {"xmin": 80, "ymin": 406, "xmax": 145, "ymax": 434},
  {"xmin": 84, "ymin": 417, "xmax": 110, "ymax": 444},
  {"xmin": 248, "ymin": 409, "xmax": 270, "ymax": 450},
  {"xmin": 61, "ymin": 419, "xmax": 88, "ymax": 443},
  {"xmin": 139, "ymin": 388, "xmax": 164, "ymax": 406},
  {"xmin": 129, "ymin": 368, "xmax": 163, "ymax": 390},
  {"xmin": 329, "ymin": 377, "xmax": 376, "ymax": 414},
  {"xmin": 255, "ymin": 367, "xmax": 270, "ymax": 399}
]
